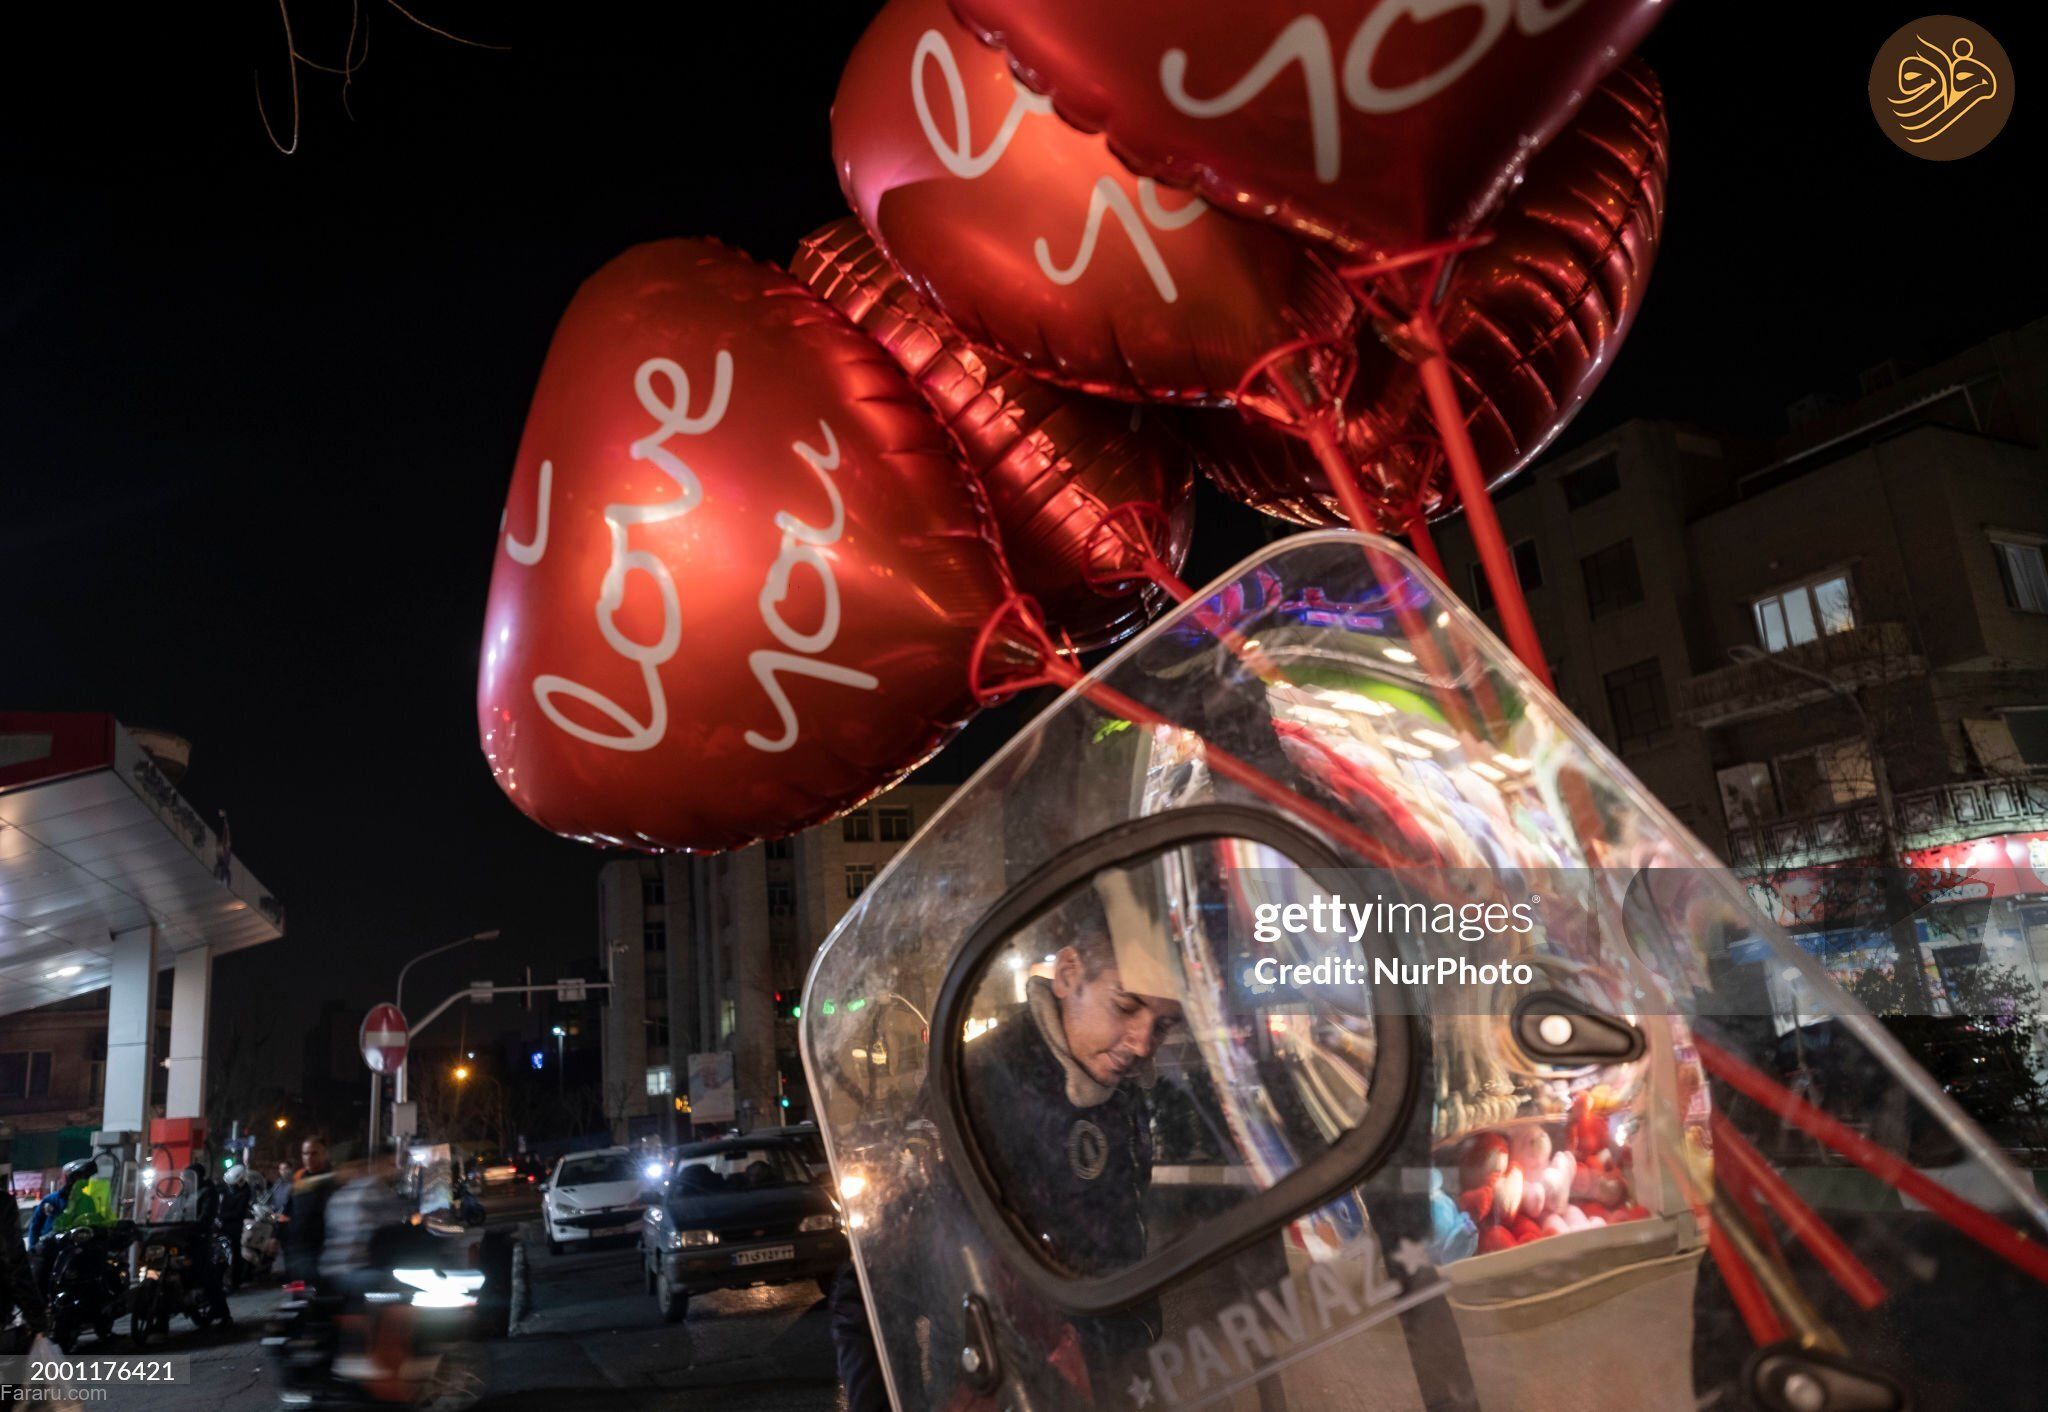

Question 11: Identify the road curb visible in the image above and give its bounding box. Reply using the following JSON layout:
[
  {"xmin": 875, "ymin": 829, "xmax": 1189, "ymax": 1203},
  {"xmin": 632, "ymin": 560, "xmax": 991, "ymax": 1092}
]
[{"xmin": 509, "ymin": 1237, "xmax": 532, "ymax": 1335}]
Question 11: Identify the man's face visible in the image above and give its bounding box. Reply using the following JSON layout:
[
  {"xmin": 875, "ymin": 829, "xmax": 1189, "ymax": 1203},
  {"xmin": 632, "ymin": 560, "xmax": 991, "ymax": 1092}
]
[
  {"xmin": 302, "ymin": 1139, "xmax": 329, "ymax": 1174},
  {"xmin": 1049, "ymin": 947, "xmax": 1182, "ymax": 1088}
]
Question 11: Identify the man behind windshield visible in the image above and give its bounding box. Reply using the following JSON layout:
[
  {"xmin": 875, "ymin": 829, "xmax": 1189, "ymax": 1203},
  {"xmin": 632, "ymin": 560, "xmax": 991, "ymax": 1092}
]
[{"xmin": 967, "ymin": 923, "xmax": 1181, "ymax": 1278}]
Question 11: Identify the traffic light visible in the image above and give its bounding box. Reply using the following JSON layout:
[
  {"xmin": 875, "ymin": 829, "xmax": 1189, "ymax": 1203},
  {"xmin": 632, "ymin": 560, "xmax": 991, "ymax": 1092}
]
[
  {"xmin": 773, "ymin": 990, "xmax": 800, "ymax": 1020},
  {"xmin": 777, "ymin": 1071, "xmax": 791, "ymax": 1111}
]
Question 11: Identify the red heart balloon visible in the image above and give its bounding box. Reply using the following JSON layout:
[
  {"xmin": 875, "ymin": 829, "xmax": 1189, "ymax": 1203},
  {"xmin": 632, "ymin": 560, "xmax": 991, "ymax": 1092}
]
[
  {"xmin": 951, "ymin": 0, "xmax": 1667, "ymax": 259},
  {"xmin": 1198, "ymin": 58, "xmax": 1668, "ymax": 526},
  {"xmin": 834, "ymin": 0, "xmax": 1354, "ymax": 404},
  {"xmin": 792, "ymin": 217, "xmax": 1196, "ymax": 652},
  {"xmin": 478, "ymin": 239, "xmax": 1014, "ymax": 852}
]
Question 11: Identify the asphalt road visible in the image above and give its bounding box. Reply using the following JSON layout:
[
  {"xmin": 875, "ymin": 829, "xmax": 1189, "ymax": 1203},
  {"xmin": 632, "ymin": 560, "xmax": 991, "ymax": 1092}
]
[{"xmin": 85, "ymin": 1186, "xmax": 842, "ymax": 1412}]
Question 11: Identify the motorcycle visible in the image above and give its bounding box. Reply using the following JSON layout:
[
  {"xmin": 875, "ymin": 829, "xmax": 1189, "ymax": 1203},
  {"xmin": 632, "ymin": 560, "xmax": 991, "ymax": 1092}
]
[
  {"xmin": 44, "ymin": 1221, "xmax": 133, "ymax": 1353},
  {"xmin": 242, "ymin": 1198, "xmax": 281, "ymax": 1281},
  {"xmin": 129, "ymin": 1222, "xmax": 229, "ymax": 1347},
  {"xmin": 263, "ymin": 1222, "xmax": 509, "ymax": 1409}
]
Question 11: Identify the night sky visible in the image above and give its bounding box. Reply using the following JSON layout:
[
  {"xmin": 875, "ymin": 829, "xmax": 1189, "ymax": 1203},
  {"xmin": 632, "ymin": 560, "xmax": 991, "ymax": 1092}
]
[{"xmin": 4, "ymin": 3, "xmax": 2042, "ymax": 1088}]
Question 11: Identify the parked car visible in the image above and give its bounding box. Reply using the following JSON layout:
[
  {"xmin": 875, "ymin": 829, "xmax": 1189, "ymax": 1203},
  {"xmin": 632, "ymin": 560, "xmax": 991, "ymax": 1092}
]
[
  {"xmin": 540, "ymin": 1148, "xmax": 655, "ymax": 1254},
  {"xmin": 638, "ymin": 1136, "xmax": 846, "ymax": 1322}
]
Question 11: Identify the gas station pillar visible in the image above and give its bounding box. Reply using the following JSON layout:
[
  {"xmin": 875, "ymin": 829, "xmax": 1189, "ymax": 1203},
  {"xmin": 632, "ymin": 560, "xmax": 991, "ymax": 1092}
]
[
  {"xmin": 166, "ymin": 944, "xmax": 212, "ymax": 1120},
  {"xmin": 102, "ymin": 922, "xmax": 160, "ymax": 1136}
]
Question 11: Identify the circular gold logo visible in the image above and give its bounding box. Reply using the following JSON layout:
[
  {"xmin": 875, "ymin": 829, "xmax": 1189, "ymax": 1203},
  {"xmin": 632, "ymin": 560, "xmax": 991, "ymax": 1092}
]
[{"xmin": 1870, "ymin": 17, "xmax": 2014, "ymax": 159}]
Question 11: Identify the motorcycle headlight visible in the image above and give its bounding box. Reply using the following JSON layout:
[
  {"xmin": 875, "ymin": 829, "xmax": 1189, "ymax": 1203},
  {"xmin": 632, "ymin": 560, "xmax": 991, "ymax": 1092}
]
[
  {"xmin": 797, "ymin": 1214, "xmax": 840, "ymax": 1233},
  {"xmin": 392, "ymin": 1268, "xmax": 486, "ymax": 1309},
  {"xmin": 671, "ymin": 1228, "xmax": 719, "ymax": 1249}
]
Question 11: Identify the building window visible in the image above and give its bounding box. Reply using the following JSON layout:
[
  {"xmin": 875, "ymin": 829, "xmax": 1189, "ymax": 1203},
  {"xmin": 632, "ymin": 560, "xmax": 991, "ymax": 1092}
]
[
  {"xmin": 765, "ymin": 836, "xmax": 792, "ymax": 860},
  {"xmin": 1578, "ymin": 539, "xmax": 1644, "ymax": 619},
  {"xmin": 767, "ymin": 881, "xmax": 795, "ymax": 916},
  {"xmin": 648, "ymin": 971, "xmax": 668, "ymax": 1001},
  {"xmin": 647, "ymin": 1017, "xmax": 669, "ymax": 1050},
  {"xmin": 88, "ymin": 1060, "xmax": 105, "ymax": 1103},
  {"xmin": 1991, "ymin": 536, "xmax": 2048, "ymax": 614},
  {"xmin": 1774, "ymin": 739, "xmax": 1877, "ymax": 815},
  {"xmin": 2005, "ymin": 707, "xmax": 2048, "ymax": 767},
  {"xmin": 643, "ymin": 922, "xmax": 666, "ymax": 954},
  {"xmin": 843, "ymin": 811, "xmax": 873, "ymax": 843},
  {"xmin": 0, "ymin": 1051, "xmax": 52, "ymax": 1100},
  {"xmin": 846, "ymin": 863, "xmax": 877, "ymax": 898},
  {"xmin": 1753, "ymin": 572, "xmax": 1855, "ymax": 652},
  {"xmin": 646, "ymin": 1065, "xmax": 673, "ymax": 1096},
  {"xmin": 1602, "ymin": 659, "xmax": 1670, "ymax": 750},
  {"xmin": 642, "ymin": 876, "xmax": 665, "ymax": 906},
  {"xmin": 1561, "ymin": 453, "xmax": 1620, "ymax": 509},
  {"xmin": 1467, "ymin": 540, "xmax": 1543, "ymax": 613},
  {"xmin": 878, "ymin": 806, "xmax": 913, "ymax": 843}
]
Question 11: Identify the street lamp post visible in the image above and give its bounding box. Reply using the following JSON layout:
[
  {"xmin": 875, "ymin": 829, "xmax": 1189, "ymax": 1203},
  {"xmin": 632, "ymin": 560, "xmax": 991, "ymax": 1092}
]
[
  {"xmin": 551, "ymin": 1026, "xmax": 566, "ymax": 1093},
  {"xmin": 393, "ymin": 929, "xmax": 501, "ymax": 1108},
  {"xmin": 1727, "ymin": 646, "xmax": 1932, "ymax": 1013}
]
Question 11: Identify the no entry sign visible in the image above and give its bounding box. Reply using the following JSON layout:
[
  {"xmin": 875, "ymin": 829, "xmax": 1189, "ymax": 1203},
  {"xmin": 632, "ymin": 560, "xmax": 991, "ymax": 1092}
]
[{"xmin": 360, "ymin": 1002, "xmax": 409, "ymax": 1074}]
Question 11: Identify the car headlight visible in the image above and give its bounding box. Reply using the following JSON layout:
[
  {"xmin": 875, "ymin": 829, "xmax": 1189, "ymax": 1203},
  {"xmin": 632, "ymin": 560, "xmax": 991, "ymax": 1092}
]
[
  {"xmin": 393, "ymin": 1268, "xmax": 485, "ymax": 1309},
  {"xmin": 670, "ymin": 1228, "xmax": 719, "ymax": 1249},
  {"xmin": 837, "ymin": 1172, "xmax": 867, "ymax": 1200},
  {"xmin": 798, "ymin": 1213, "xmax": 840, "ymax": 1234}
]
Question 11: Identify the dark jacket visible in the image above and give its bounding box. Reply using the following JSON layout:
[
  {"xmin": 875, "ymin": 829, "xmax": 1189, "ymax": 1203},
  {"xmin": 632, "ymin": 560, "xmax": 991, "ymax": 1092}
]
[
  {"xmin": 964, "ymin": 994, "xmax": 1153, "ymax": 1278},
  {"xmin": 281, "ymin": 1171, "xmax": 339, "ymax": 1284},
  {"xmin": 0, "ymin": 1191, "xmax": 45, "ymax": 1332}
]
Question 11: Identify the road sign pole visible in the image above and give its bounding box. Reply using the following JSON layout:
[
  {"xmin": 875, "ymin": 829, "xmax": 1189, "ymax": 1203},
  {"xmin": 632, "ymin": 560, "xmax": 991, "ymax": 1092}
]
[{"xmin": 368, "ymin": 1070, "xmax": 381, "ymax": 1157}]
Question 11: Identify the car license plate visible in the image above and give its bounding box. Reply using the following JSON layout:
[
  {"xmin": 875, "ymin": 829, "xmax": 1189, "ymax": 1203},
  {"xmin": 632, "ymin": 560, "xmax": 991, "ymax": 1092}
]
[{"xmin": 733, "ymin": 1244, "xmax": 795, "ymax": 1266}]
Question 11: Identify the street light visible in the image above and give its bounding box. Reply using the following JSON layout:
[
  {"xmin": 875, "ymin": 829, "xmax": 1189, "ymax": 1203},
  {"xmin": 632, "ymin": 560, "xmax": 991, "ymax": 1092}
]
[
  {"xmin": 551, "ymin": 1025, "xmax": 567, "ymax": 1091},
  {"xmin": 274, "ymin": 1116, "xmax": 288, "ymax": 1130},
  {"xmin": 454, "ymin": 1065, "xmax": 471, "ymax": 1083},
  {"xmin": 393, "ymin": 928, "xmax": 502, "ymax": 1107}
]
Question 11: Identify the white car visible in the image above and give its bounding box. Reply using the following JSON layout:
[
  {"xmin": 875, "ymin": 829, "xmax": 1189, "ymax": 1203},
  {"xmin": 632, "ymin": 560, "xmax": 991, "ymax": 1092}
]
[{"xmin": 540, "ymin": 1147, "xmax": 658, "ymax": 1254}]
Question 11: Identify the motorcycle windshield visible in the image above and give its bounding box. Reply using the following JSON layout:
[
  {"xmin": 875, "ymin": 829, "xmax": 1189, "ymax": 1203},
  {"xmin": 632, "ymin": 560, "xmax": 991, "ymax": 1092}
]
[{"xmin": 802, "ymin": 532, "xmax": 2048, "ymax": 1412}]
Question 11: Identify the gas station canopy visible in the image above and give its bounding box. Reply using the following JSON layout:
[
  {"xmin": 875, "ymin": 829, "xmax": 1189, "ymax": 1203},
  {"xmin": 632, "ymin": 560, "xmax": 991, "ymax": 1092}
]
[{"xmin": 0, "ymin": 713, "xmax": 284, "ymax": 1017}]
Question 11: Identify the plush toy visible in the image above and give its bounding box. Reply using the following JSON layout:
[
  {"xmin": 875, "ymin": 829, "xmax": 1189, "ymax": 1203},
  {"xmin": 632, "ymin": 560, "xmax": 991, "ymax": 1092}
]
[
  {"xmin": 1509, "ymin": 1215, "xmax": 1543, "ymax": 1244},
  {"xmin": 1457, "ymin": 1131, "xmax": 1511, "ymax": 1193},
  {"xmin": 1427, "ymin": 1169, "xmax": 1480, "ymax": 1263},
  {"xmin": 1477, "ymin": 1225, "xmax": 1519, "ymax": 1255}
]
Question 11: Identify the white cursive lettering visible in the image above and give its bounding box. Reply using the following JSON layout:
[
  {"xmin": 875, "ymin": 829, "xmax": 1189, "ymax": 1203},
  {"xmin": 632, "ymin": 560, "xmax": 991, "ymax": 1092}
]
[
  {"xmin": 1160, "ymin": 1, "xmax": 1592, "ymax": 184},
  {"xmin": 912, "ymin": 28, "xmax": 1052, "ymax": 179},
  {"xmin": 531, "ymin": 352, "xmax": 732, "ymax": 753},
  {"xmin": 1033, "ymin": 177, "xmax": 1205, "ymax": 302},
  {"xmin": 912, "ymin": 27, "xmax": 1206, "ymax": 302},
  {"xmin": 744, "ymin": 421, "xmax": 880, "ymax": 754},
  {"xmin": 1163, "ymin": 16, "xmax": 1341, "ymax": 181},
  {"xmin": 505, "ymin": 460, "xmax": 553, "ymax": 566}
]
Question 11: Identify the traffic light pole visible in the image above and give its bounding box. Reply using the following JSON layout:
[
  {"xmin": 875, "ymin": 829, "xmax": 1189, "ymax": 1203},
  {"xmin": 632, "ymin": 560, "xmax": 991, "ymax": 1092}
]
[{"xmin": 376, "ymin": 982, "xmax": 611, "ymax": 1153}]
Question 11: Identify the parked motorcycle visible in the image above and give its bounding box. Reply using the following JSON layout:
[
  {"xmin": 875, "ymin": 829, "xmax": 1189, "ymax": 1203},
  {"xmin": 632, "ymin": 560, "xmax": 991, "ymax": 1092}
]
[
  {"xmin": 263, "ymin": 1223, "xmax": 508, "ymax": 1409},
  {"xmin": 129, "ymin": 1222, "xmax": 229, "ymax": 1346},
  {"xmin": 45, "ymin": 1220, "xmax": 133, "ymax": 1353}
]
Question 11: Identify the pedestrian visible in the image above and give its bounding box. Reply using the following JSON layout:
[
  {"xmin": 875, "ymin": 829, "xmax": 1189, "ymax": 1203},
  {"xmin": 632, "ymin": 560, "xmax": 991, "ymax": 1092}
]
[
  {"xmin": 270, "ymin": 1160, "xmax": 295, "ymax": 1212},
  {"xmin": 183, "ymin": 1161, "xmax": 233, "ymax": 1326},
  {"xmin": 0, "ymin": 1187, "xmax": 47, "ymax": 1347},
  {"xmin": 219, "ymin": 1163, "xmax": 255, "ymax": 1287},
  {"xmin": 280, "ymin": 1135, "xmax": 338, "ymax": 1287}
]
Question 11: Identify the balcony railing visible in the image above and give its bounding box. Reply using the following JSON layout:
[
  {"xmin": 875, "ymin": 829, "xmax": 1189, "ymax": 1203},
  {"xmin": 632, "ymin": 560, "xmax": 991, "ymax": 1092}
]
[
  {"xmin": 1726, "ymin": 774, "xmax": 2048, "ymax": 869},
  {"xmin": 1676, "ymin": 622, "xmax": 1925, "ymax": 728}
]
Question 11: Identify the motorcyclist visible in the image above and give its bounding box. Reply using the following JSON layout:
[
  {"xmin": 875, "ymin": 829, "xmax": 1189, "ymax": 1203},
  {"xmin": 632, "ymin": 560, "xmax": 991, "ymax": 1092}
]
[
  {"xmin": 279, "ymin": 1136, "xmax": 338, "ymax": 1287},
  {"xmin": 834, "ymin": 882, "xmax": 1182, "ymax": 1405},
  {"xmin": 182, "ymin": 1162, "xmax": 233, "ymax": 1326},
  {"xmin": 26, "ymin": 1159, "xmax": 103, "ymax": 1302},
  {"xmin": 318, "ymin": 1154, "xmax": 415, "ymax": 1384},
  {"xmin": 219, "ymin": 1164, "xmax": 255, "ymax": 1287}
]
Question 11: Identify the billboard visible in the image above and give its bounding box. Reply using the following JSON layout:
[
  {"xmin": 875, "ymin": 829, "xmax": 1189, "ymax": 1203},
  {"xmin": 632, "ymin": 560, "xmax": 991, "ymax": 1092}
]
[{"xmin": 687, "ymin": 1051, "xmax": 735, "ymax": 1125}]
